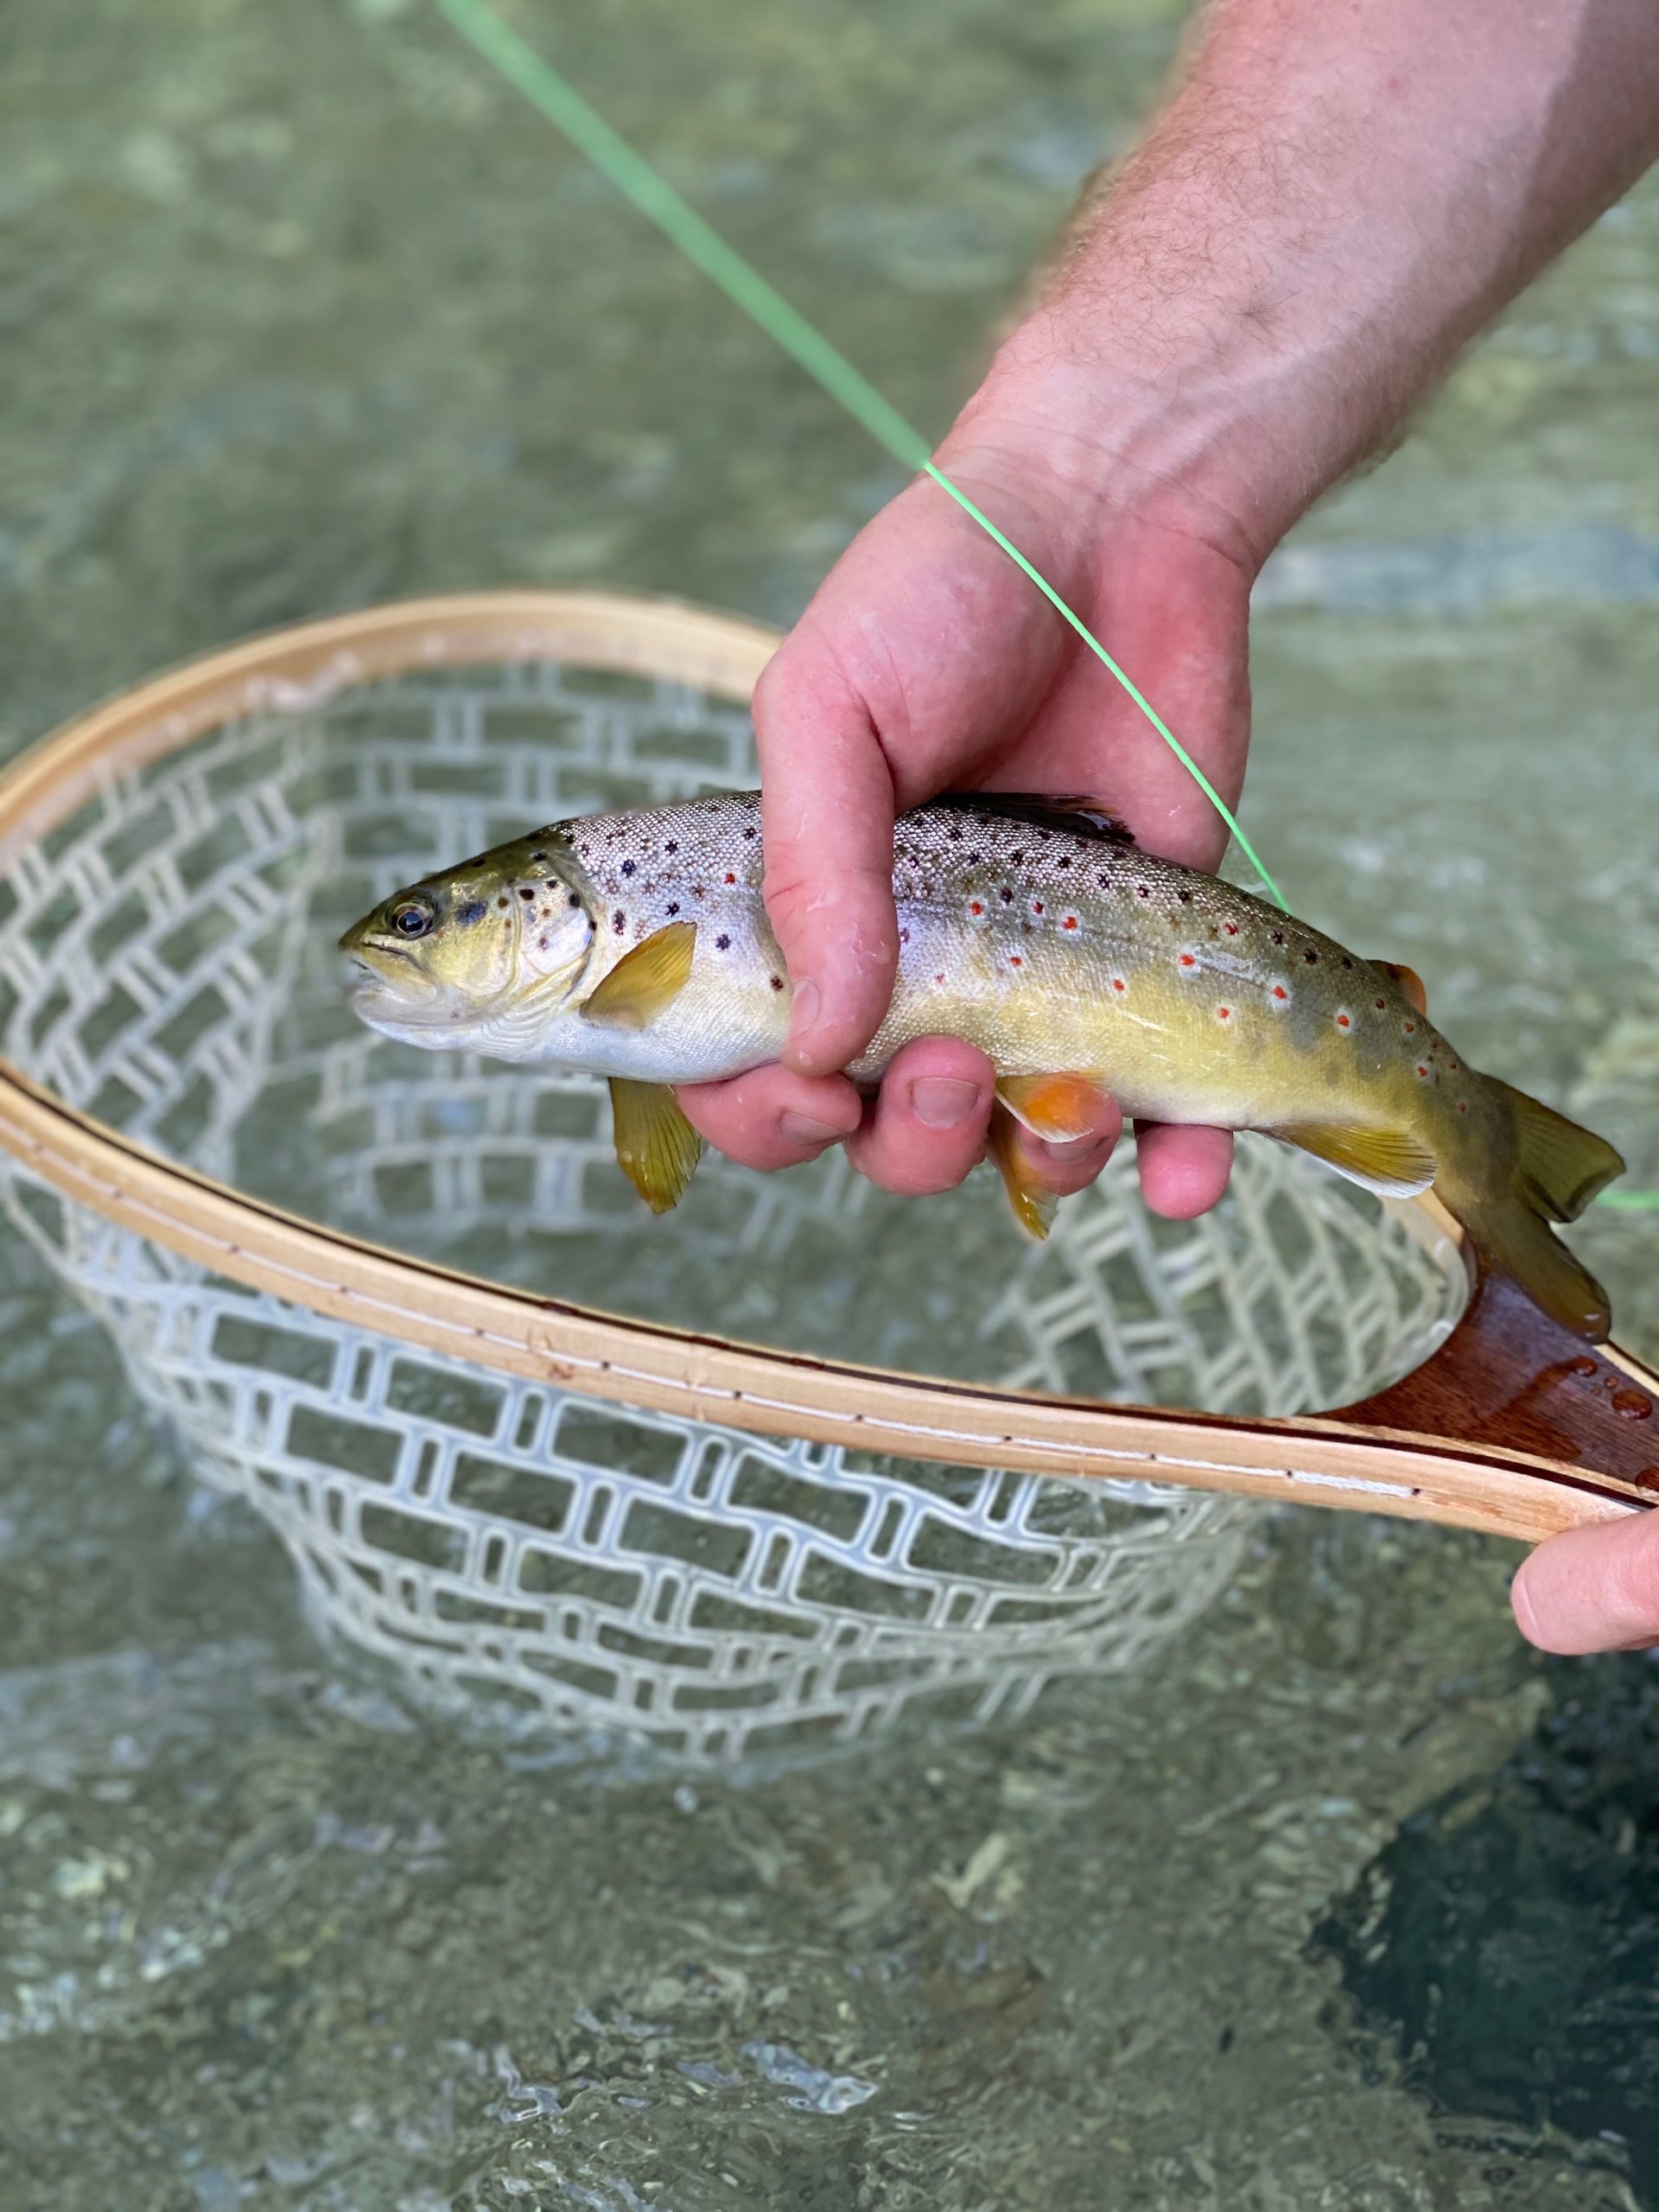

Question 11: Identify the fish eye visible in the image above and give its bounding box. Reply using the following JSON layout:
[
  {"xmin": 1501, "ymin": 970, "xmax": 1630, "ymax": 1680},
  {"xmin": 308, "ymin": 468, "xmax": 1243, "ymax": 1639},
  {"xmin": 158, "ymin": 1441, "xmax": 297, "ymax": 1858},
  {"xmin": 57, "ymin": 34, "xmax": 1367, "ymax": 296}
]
[{"xmin": 387, "ymin": 899, "xmax": 436, "ymax": 941}]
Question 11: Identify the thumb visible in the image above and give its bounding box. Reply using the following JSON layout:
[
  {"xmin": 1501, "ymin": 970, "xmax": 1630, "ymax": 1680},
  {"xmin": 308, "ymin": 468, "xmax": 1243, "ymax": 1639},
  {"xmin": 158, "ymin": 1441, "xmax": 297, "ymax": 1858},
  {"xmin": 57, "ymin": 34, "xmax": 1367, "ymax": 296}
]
[
  {"xmin": 1510, "ymin": 1512, "xmax": 1659, "ymax": 1654},
  {"xmin": 753, "ymin": 638, "xmax": 899, "ymax": 1079}
]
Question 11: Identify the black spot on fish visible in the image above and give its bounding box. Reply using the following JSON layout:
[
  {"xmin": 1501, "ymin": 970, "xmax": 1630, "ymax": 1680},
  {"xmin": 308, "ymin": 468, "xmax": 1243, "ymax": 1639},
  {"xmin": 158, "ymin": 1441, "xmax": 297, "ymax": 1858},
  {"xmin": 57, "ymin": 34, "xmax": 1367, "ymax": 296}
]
[
  {"xmin": 496, "ymin": 895, "xmax": 510, "ymax": 911},
  {"xmin": 742, "ymin": 825, "xmax": 757, "ymax": 840},
  {"xmin": 1058, "ymin": 855, "xmax": 1071, "ymax": 869},
  {"xmin": 1000, "ymin": 887, "xmax": 1014, "ymax": 903},
  {"xmin": 613, "ymin": 911, "xmax": 626, "ymax": 933},
  {"xmin": 666, "ymin": 901, "xmax": 680, "ymax": 916},
  {"xmin": 770, "ymin": 974, "xmax": 784, "ymax": 990},
  {"xmin": 456, "ymin": 901, "xmax": 487, "ymax": 925},
  {"xmin": 715, "ymin": 933, "xmax": 731, "ymax": 950},
  {"xmin": 1272, "ymin": 930, "xmax": 1285, "ymax": 944},
  {"xmin": 620, "ymin": 860, "xmax": 636, "ymax": 877},
  {"xmin": 1010, "ymin": 849, "xmax": 1024, "ymax": 864},
  {"xmin": 1304, "ymin": 949, "xmax": 1319, "ymax": 964},
  {"xmin": 1341, "ymin": 956, "xmax": 1353, "ymax": 969},
  {"xmin": 568, "ymin": 893, "xmax": 581, "ymax": 908},
  {"xmin": 1179, "ymin": 889, "xmax": 1192, "ymax": 904},
  {"xmin": 530, "ymin": 851, "xmax": 547, "ymax": 862},
  {"xmin": 665, "ymin": 840, "xmax": 679, "ymax": 855}
]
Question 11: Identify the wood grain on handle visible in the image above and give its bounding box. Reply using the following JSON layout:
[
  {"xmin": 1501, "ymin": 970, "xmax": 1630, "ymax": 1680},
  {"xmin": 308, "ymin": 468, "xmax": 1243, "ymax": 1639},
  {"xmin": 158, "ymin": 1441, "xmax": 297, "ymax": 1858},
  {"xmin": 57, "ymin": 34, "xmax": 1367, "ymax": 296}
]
[{"xmin": 1346, "ymin": 1253, "xmax": 1659, "ymax": 1496}]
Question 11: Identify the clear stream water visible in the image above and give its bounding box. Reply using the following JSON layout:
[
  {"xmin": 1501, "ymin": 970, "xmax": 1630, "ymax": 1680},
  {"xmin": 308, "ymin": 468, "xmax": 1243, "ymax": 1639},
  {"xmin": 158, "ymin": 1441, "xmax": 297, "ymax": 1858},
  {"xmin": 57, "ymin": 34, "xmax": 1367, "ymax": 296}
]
[{"xmin": 3, "ymin": 2, "xmax": 1658, "ymax": 2206}]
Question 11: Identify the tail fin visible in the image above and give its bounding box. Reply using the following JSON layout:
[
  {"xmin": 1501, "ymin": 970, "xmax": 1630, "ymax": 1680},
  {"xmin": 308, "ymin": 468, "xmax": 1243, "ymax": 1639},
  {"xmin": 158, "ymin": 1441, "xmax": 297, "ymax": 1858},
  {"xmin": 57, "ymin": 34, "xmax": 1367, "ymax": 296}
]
[
  {"xmin": 1487, "ymin": 1077, "xmax": 1624, "ymax": 1222},
  {"xmin": 1455, "ymin": 1082, "xmax": 1624, "ymax": 1339}
]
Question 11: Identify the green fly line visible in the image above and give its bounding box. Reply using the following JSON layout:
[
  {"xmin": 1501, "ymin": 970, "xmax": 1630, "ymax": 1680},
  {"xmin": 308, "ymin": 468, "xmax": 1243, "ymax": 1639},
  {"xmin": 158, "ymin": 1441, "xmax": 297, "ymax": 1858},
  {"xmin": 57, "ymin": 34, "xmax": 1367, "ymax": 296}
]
[
  {"xmin": 429, "ymin": 0, "xmax": 1656, "ymax": 1213},
  {"xmin": 429, "ymin": 0, "xmax": 1286, "ymax": 913}
]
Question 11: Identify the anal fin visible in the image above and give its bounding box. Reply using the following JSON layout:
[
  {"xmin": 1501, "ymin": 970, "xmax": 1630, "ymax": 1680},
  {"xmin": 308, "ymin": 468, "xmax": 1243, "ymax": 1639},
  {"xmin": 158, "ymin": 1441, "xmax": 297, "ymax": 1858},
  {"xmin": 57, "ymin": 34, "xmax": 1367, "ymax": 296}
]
[
  {"xmin": 609, "ymin": 1078, "xmax": 702, "ymax": 1215},
  {"xmin": 988, "ymin": 1103, "xmax": 1058, "ymax": 1240},
  {"xmin": 1274, "ymin": 1122, "xmax": 1436, "ymax": 1199}
]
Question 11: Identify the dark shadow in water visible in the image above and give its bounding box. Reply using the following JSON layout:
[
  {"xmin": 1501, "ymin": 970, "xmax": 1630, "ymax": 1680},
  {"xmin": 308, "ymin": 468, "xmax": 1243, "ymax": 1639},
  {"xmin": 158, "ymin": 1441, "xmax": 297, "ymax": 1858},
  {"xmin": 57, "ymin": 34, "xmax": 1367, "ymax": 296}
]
[{"xmin": 1316, "ymin": 1652, "xmax": 1659, "ymax": 2203}]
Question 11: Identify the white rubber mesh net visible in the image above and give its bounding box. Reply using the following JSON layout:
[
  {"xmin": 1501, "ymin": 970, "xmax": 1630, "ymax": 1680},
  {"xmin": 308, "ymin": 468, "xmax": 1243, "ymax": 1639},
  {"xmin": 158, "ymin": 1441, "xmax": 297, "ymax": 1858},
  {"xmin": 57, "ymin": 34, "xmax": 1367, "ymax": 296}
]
[{"xmin": 0, "ymin": 656, "xmax": 1466, "ymax": 1757}]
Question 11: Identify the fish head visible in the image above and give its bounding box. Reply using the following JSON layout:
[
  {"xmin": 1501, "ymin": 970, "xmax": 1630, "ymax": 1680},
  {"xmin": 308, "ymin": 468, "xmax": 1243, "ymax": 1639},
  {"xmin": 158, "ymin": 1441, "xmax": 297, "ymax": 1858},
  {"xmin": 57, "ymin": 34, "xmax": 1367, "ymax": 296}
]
[{"xmin": 339, "ymin": 829, "xmax": 595, "ymax": 1055}]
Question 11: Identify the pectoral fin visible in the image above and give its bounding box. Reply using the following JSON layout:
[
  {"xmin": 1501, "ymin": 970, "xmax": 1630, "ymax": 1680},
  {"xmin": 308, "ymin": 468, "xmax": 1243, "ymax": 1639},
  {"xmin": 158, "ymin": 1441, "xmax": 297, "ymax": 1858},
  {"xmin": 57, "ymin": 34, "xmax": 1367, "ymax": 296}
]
[
  {"xmin": 581, "ymin": 921, "xmax": 697, "ymax": 1031},
  {"xmin": 1371, "ymin": 960, "xmax": 1428, "ymax": 1015},
  {"xmin": 609, "ymin": 1078, "xmax": 702, "ymax": 1214},
  {"xmin": 988, "ymin": 1103, "xmax": 1058, "ymax": 1240},
  {"xmin": 1274, "ymin": 1122, "xmax": 1436, "ymax": 1199},
  {"xmin": 996, "ymin": 1072, "xmax": 1113, "ymax": 1144}
]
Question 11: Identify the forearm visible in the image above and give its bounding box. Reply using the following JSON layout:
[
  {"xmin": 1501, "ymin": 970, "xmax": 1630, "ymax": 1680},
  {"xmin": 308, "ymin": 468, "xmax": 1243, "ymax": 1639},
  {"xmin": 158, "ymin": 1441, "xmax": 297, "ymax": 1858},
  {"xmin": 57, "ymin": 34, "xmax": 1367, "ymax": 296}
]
[{"xmin": 957, "ymin": 0, "xmax": 1659, "ymax": 563}]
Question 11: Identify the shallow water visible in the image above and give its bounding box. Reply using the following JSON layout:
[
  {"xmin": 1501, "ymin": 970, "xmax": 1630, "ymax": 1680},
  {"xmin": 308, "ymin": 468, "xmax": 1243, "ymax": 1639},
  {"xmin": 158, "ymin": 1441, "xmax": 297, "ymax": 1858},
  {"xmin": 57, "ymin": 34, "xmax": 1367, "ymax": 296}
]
[{"xmin": 2, "ymin": 1, "xmax": 1658, "ymax": 2205}]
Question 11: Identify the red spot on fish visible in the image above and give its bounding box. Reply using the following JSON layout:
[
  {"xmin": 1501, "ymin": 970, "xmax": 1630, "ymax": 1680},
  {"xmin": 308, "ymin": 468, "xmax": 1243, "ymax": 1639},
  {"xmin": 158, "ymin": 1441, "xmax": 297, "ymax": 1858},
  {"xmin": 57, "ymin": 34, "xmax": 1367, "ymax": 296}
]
[
  {"xmin": 1336, "ymin": 1014, "xmax": 1351, "ymax": 1029},
  {"xmin": 723, "ymin": 872, "xmax": 736, "ymax": 884},
  {"xmin": 1009, "ymin": 954, "xmax": 1023, "ymax": 968},
  {"xmin": 969, "ymin": 901, "xmax": 984, "ymax": 916},
  {"xmin": 1062, "ymin": 915, "xmax": 1078, "ymax": 931},
  {"xmin": 1271, "ymin": 984, "xmax": 1288, "ymax": 1001},
  {"xmin": 1216, "ymin": 1006, "xmax": 1232, "ymax": 1023},
  {"xmin": 1375, "ymin": 998, "xmax": 1386, "ymax": 1009},
  {"xmin": 1224, "ymin": 922, "xmax": 1239, "ymax": 936},
  {"xmin": 1112, "ymin": 977, "xmax": 1127, "ymax": 994},
  {"xmin": 1179, "ymin": 953, "xmax": 1197, "ymax": 968},
  {"xmin": 1459, "ymin": 1101, "xmax": 1469, "ymax": 1113},
  {"xmin": 934, "ymin": 973, "xmax": 945, "ymax": 985},
  {"xmin": 1416, "ymin": 1065, "xmax": 1429, "ymax": 1078},
  {"xmin": 1032, "ymin": 900, "xmax": 1045, "ymax": 915}
]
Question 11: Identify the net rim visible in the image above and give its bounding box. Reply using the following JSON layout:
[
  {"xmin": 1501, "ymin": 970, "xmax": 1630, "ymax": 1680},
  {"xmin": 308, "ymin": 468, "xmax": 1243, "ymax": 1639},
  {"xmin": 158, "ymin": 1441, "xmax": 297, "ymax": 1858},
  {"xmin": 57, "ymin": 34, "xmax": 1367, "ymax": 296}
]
[{"xmin": 0, "ymin": 588, "xmax": 1634, "ymax": 1542}]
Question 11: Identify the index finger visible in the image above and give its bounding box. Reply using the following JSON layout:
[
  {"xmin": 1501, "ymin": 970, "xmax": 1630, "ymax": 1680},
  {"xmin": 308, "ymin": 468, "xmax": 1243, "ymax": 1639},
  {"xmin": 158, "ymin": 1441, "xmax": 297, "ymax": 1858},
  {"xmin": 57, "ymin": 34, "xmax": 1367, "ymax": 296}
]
[{"xmin": 752, "ymin": 635, "xmax": 899, "ymax": 1079}]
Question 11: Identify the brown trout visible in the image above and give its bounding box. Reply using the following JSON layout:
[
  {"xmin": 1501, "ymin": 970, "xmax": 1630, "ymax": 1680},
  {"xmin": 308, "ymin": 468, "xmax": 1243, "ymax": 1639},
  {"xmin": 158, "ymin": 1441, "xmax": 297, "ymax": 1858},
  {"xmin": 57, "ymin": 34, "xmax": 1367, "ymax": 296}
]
[{"xmin": 340, "ymin": 793, "xmax": 1624, "ymax": 1338}]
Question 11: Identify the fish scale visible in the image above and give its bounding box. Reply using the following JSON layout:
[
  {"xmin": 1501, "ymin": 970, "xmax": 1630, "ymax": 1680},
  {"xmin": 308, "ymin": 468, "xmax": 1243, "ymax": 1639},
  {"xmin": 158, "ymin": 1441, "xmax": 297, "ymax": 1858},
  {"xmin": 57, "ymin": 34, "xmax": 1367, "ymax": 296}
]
[{"xmin": 340, "ymin": 792, "xmax": 1625, "ymax": 1338}]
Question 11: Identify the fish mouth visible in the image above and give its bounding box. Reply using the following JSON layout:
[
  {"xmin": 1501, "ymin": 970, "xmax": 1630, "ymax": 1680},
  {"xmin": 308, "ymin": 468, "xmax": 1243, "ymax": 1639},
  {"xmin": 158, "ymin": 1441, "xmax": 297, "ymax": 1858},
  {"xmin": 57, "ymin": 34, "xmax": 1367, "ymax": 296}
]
[{"xmin": 340, "ymin": 944, "xmax": 445, "ymax": 1021}]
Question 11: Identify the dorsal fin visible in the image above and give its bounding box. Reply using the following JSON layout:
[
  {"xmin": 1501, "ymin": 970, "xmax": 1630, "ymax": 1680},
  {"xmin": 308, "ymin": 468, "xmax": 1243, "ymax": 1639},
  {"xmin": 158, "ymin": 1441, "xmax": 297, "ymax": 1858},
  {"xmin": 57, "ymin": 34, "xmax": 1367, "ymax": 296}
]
[{"xmin": 927, "ymin": 793, "xmax": 1137, "ymax": 846}]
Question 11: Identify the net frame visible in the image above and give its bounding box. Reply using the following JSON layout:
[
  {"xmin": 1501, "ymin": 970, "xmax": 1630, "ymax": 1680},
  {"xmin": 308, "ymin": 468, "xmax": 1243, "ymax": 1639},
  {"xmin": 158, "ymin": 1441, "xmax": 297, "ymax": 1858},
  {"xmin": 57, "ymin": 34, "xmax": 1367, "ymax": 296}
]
[{"xmin": 0, "ymin": 591, "xmax": 1639, "ymax": 1627}]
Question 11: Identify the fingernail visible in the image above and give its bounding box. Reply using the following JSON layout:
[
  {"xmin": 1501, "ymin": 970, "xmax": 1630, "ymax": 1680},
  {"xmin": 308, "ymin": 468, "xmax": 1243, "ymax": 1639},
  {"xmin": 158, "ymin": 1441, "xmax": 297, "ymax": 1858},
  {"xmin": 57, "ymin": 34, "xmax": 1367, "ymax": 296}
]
[
  {"xmin": 1034, "ymin": 1137, "xmax": 1085, "ymax": 1163},
  {"xmin": 910, "ymin": 1077, "xmax": 982, "ymax": 1130},
  {"xmin": 786, "ymin": 978, "xmax": 820, "ymax": 1044},
  {"xmin": 779, "ymin": 1109, "xmax": 844, "ymax": 1148}
]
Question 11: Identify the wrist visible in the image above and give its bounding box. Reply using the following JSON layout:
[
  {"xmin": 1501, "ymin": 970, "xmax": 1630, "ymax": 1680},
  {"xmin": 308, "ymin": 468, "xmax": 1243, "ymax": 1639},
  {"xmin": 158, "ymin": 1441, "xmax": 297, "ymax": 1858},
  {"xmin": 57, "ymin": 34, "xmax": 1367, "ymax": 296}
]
[{"xmin": 938, "ymin": 327, "xmax": 1302, "ymax": 585}]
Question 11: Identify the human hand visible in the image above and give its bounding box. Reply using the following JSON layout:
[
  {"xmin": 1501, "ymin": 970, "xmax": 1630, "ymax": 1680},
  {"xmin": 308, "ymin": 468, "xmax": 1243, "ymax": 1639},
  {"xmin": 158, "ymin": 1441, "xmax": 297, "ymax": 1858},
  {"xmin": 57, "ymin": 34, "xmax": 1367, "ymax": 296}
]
[
  {"xmin": 1512, "ymin": 1513, "xmax": 1659, "ymax": 1655},
  {"xmin": 677, "ymin": 403, "xmax": 1257, "ymax": 1217},
  {"xmin": 683, "ymin": 0, "xmax": 1659, "ymax": 1221}
]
